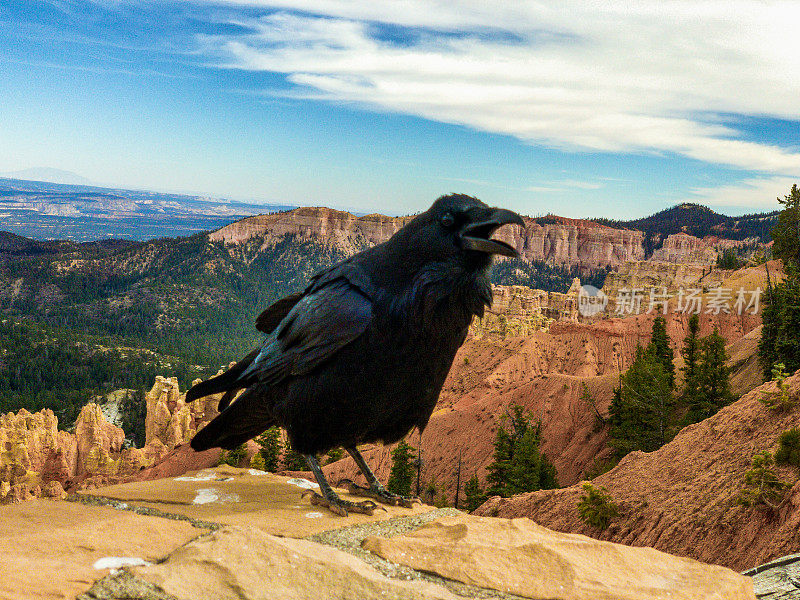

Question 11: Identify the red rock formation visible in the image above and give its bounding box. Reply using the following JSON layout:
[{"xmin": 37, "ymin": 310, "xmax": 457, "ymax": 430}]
[
  {"xmin": 473, "ymin": 371, "xmax": 800, "ymax": 571},
  {"xmin": 209, "ymin": 207, "xmax": 645, "ymax": 270}
]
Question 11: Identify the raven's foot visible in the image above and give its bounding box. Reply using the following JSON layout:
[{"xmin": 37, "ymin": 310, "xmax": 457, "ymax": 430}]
[
  {"xmin": 340, "ymin": 479, "xmax": 422, "ymax": 508},
  {"xmin": 301, "ymin": 490, "xmax": 384, "ymax": 517}
]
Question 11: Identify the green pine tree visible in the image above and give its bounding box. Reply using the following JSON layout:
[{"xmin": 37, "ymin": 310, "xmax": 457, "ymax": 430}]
[
  {"xmin": 760, "ymin": 185, "xmax": 800, "ymax": 379},
  {"xmin": 485, "ymin": 404, "xmax": 528, "ymax": 497},
  {"xmin": 255, "ymin": 427, "xmax": 283, "ymax": 472},
  {"xmin": 386, "ymin": 439, "xmax": 415, "ymax": 496},
  {"xmin": 609, "ymin": 345, "xmax": 674, "ymax": 457},
  {"xmin": 716, "ymin": 248, "xmax": 741, "ymax": 270},
  {"xmin": 649, "ymin": 316, "xmax": 675, "ymax": 389},
  {"xmin": 772, "ymin": 184, "xmax": 800, "ymax": 269},
  {"xmin": 486, "ymin": 404, "xmax": 557, "ymax": 497},
  {"xmin": 507, "ymin": 424, "xmax": 558, "ymax": 494},
  {"xmin": 283, "ymin": 439, "xmax": 309, "ymax": 471},
  {"xmin": 463, "ymin": 474, "xmax": 488, "ymax": 512},
  {"xmin": 680, "ymin": 314, "xmax": 702, "ymax": 404},
  {"xmin": 224, "ymin": 443, "xmax": 248, "ymax": 468},
  {"xmin": 697, "ymin": 329, "xmax": 734, "ymax": 415}
]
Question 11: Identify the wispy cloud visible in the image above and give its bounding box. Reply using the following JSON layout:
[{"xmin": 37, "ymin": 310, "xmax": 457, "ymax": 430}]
[
  {"xmin": 193, "ymin": 2, "xmax": 800, "ymax": 175},
  {"xmin": 685, "ymin": 175, "xmax": 797, "ymax": 208}
]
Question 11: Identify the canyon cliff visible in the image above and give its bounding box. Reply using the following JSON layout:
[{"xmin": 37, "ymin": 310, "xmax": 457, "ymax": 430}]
[{"xmin": 210, "ymin": 208, "xmax": 646, "ymax": 270}]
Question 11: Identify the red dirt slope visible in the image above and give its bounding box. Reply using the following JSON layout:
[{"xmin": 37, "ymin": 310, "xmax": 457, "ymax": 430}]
[{"xmin": 474, "ymin": 371, "xmax": 800, "ymax": 571}]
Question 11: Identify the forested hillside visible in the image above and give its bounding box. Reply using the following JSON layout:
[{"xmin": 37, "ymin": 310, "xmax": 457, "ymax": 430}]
[{"xmin": 0, "ymin": 226, "xmax": 596, "ymax": 427}]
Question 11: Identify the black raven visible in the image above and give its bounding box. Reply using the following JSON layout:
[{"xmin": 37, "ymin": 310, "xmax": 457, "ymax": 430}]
[{"xmin": 186, "ymin": 194, "xmax": 524, "ymax": 515}]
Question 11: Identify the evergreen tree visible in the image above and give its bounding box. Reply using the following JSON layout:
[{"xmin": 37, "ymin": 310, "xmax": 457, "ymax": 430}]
[
  {"xmin": 486, "ymin": 404, "xmax": 557, "ymax": 497},
  {"xmin": 609, "ymin": 345, "xmax": 674, "ymax": 457},
  {"xmin": 716, "ymin": 248, "xmax": 741, "ymax": 270},
  {"xmin": 255, "ymin": 427, "xmax": 283, "ymax": 472},
  {"xmin": 463, "ymin": 474, "xmax": 488, "ymax": 512},
  {"xmin": 224, "ymin": 443, "xmax": 248, "ymax": 467},
  {"xmin": 249, "ymin": 451, "xmax": 266, "ymax": 471},
  {"xmin": 387, "ymin": 440, "xmax": 415, "ymax": 496},
  {"xmin": 772, "ymin": 184, "xmax": 800, "ymax": 268},
  {"xmin": 680, "ymin": 314, "xmax": 701, "ymax": 403},
  {"xmin": 759, "ymin": 265, "xmax": 800, "ymax": 379},
  {"xmin": 696, "ymin": 329, "xmax": 734, "ymax": 415},
  {"xmin": 283, "ymin": 440, "xmax": 308, "ymax": 471},
  {"xmin": 681, "ymin": 327, "xmax": 735, "ymax": 425},
  {"xmin": 760, "ymin": 186, "xmax": 800, "ymax": 379},
  {"xmin": 648, "ymin": 316, "xmax": 675, "ymax": 389},
  {"xmin": 507, "ymin": 424, "xmax": 558, "ymax": 494},
  {"xmin": 485, "ymin": 404, "xmax": 528, "ymax": 497}
]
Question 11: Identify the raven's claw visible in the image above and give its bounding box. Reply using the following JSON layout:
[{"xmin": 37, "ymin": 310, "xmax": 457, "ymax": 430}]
[
  {"xmin": 302, "ymin": 490, "xmax": 383, "ymax": 516},
  {"xmin": 340, "ymin": 478, "xmax": 422, "ymax": 508}
]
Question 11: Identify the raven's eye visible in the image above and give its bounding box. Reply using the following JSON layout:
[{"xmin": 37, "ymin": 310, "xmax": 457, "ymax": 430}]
[{"xmin": 440, "ymin": 212, "xmax": 455, "ymax": 228}]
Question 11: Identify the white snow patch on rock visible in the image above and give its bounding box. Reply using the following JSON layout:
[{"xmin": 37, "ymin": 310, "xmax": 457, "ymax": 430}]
[
  {"xmin": 93, "ymin": 557, "xmax": 151, "ymax": 571},
  {"xmin": 286, "ymin": 478, "xmax": 319, "ymax": 489},
  {"xmin": 175, "ymin": 472, "xmax": 216, "ymax": 482},
  {"xmin": 193, "ymin": 488, "xmax": 240, "ymax": 505},
  {"xmin": 305, "ymin": 512, "xmax": 324, "ymax": 519}
]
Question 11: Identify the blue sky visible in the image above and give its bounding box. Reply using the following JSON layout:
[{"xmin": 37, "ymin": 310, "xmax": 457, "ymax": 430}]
[{"xmin": 1, "ymin": 1, "xmax": 799, "ymax": 218}]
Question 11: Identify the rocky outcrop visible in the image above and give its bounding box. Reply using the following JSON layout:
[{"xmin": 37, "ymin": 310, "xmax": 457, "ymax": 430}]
[
  {"xmin": 474, "ymin": 371, "xmax": 800, "ymax": 571},
  {"xmin": 2, "ymin": 467, "xmax": 754, "ymax": 599},
  {"xmin": 364, "ymin": 515, "xmax": 753, "ymax": 600},
  {"xmin": 209, "ymin": 207, "xmax": 413, "ymax": 256},
  {"xmin": 0, "ymin": 375, "xmax": 223, "ymax": 503},
  {"xmin": 651, "ymin": 232, "xmax": 718, "ymax": 264},
  {"xmin": 144, "ymin": 376, "xmax": 219, "ymax": 448},
  {"xmin": 471, "ymin": 282, "xmax": 580, "ymax": 337},
  {"xmin": 209, "ymin": 207, "xmax": 646, "ymax": 270}
]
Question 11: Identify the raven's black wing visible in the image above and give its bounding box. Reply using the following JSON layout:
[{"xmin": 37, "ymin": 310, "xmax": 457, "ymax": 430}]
[
  {"xmin": 239, "ymin": 277, "xmax": 373, "ymax": 384},
  {"xmin": 191, "ymin": 276, "xmax": 373, "ymax": 452},
  {"xmin": 255, "ymin": 292, "xmax": 303, "ymax": 333},
  {"xmin": 184, "ymin": 292, "xmax": 303, "ymax": 404}
]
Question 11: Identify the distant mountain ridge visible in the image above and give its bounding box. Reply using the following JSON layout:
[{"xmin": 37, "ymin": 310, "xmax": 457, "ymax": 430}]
[
  {"xmin": 0, "ymin": 178, "xmax": 295, "ymax": 242},
  {"xmin": 0, "ymin": 167, "xmax": 94, "ymax": 186}
]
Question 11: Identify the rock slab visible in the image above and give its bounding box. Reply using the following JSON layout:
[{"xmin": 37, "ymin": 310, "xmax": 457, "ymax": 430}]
[
  {"xmin": 362, "ymin": 515, "xmax": 755, "ymax": 600},
  {"xmin": 136, "ymin": 525, "xmax": 458, "ymax": 600}
]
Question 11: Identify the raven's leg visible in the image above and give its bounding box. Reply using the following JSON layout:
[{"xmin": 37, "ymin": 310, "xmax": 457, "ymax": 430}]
[
  {"xmin": 302, "ymin": 454, "xmax": 381, "ymax": 517},
  {"xmin": 342, "ymin": 447, "xmax": 421, "ymax": 508}
]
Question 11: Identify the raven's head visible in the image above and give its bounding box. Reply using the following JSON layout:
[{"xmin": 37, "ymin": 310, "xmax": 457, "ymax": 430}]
[{"xmin": 397, "ymin": 194, "xmax": 525, "ymax": 267}]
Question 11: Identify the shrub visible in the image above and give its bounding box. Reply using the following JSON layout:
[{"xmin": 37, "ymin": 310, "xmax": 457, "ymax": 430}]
[
  {"xmin": 249, "ymin": 451, "xmax": 266, "ymax": 471},
  {"xmin": 759, "ymin": 364, "xmax": 797, "ymax": 412},
  {"xmin": 224, "ymin": 443, "xmax": 248, "ymax": 468},
  {"xmin": 577, "ymin": 483, "xmax": 619, "ymax": 530},
  {"xmin": 776, "ymin": 427, "xmax": 800, "ymax": 469},
  {"xmin": 738, "ymin": 451, "xmax": 790, "ymax": 509},
  {"xmin": 325, "ymin": 447, "xmax": 345, "ymax": 465},
  {"xmin": 463, "ymin": 474, "xmax": 488, "ymax": 512}
]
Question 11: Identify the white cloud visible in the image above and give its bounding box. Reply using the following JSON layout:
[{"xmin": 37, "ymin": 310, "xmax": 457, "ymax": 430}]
[
  {"xmin": 685, "ymin": 176, "xmax": 797, "ymax": 208},
  {"xmin": 198, "ymin": 2, "xmax": 800, "ymax": 174}
]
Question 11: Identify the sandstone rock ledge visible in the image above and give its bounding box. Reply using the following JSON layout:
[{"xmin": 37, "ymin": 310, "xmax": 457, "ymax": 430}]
[{"xmin": 0, "ymin": 466, "xmax": 754, "ymax": 600}]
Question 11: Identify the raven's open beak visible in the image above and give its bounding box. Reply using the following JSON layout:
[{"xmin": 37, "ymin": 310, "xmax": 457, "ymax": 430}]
[{"xmin": 460, "ymin": 208, "xmax": 525, "ymax": 257}]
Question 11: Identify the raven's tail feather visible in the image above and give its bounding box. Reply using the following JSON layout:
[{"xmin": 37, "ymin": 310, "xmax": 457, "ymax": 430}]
[
  {"xmin": 190, "ymin": 386, "xmax": 274, "ymax": 451},
  {"xmin": 185, "ymin": 347, "xmax": 260, "ymax": 403}
]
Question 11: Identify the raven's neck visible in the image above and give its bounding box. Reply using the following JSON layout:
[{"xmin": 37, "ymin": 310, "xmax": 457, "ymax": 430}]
[{"xmin": 385, "ymin": 259, "xmax": 493, "ymax": 328}]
